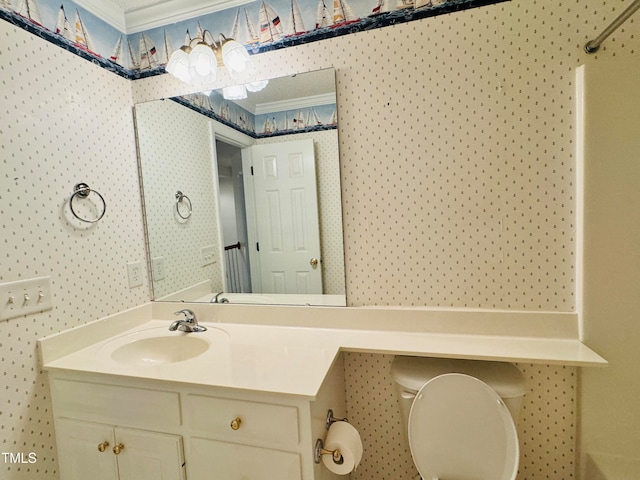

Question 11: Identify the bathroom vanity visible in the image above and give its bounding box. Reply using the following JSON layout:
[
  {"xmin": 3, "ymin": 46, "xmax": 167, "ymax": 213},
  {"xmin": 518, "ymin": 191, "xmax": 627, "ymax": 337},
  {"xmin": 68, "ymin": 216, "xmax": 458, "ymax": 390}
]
[
  {"xmin": 39, "ymin": 302, "xmax": 605, "ymax": 480},
  {"xmin": 43, "ymin": 318, "xmax": 346, "ymax": 480},
  {"xmin": 48, "ymin": 361, "xmax": 345, "ymax": 480}
]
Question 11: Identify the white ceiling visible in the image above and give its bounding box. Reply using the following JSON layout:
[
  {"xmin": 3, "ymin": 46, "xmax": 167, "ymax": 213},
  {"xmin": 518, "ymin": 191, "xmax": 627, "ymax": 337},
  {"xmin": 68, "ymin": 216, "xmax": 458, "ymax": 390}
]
[
  {"xmin": 76, "ymin": 0, "xmax": 249, "ymax": 33},
  {"xmin": 232, "ymin": 69, "xmax": 336, "ymax": 114},
  {"xmin": 120, "ymin": 0, "xmax": 168, "ymax": 11}
]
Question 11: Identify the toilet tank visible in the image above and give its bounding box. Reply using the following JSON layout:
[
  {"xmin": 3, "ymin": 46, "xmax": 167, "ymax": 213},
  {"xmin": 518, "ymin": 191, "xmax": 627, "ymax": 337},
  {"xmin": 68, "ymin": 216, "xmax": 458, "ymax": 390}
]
[{"xmin": 391, "ymin": 356, "xmax": 526, "ymax": 429}]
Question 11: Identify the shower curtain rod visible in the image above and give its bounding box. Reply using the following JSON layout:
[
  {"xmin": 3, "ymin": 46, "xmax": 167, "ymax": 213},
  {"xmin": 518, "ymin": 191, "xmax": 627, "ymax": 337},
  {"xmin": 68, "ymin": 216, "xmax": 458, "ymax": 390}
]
[{"xmin": 585, "ymin": 0, "xmax": 640, "ymax": 53}]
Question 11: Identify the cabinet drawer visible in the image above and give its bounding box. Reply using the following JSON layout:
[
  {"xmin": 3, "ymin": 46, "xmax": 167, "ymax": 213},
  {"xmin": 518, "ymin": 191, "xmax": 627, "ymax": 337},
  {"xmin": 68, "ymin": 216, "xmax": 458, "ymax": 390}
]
[
  {"xmin": 189, "ymin": 437, "xmax": 302, "ymax": 480},
  {"xmin": 52, "ymin": 379, "xmax": 181, "ymax": 430},
  {"xmin": 185, "ymin": 394, "xmax": 299, "ymax": 449}
]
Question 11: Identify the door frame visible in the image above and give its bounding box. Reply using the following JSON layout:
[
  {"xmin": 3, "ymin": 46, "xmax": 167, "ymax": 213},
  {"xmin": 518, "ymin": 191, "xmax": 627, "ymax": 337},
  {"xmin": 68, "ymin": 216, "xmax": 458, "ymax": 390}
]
[
  {"xmin": 210, "ymin": 122, "xmax": 321, "ymax": 294},
  {"xmin": 210, "ymin": 120, "xmax": 255, "ymax": 292}
]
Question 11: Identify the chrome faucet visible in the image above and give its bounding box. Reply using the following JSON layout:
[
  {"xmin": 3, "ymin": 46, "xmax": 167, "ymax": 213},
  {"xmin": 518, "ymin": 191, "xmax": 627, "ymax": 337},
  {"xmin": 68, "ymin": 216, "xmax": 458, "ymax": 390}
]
[
  {"xmin": 169, "ymin": 309, "xmax": 207, "ymax": 333},
  {"xmin": 211, "ymin": 292, "xmax": 229, "ymax": 304}
]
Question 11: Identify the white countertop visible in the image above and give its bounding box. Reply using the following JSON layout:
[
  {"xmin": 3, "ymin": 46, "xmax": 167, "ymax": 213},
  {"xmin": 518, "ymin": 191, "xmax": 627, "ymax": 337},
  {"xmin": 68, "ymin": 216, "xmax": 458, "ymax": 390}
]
[
  {"xmin": 43, "ymin": 319, "xmax": 341, "ymax": 397},
  {"xmin": 38, "ymin": 302, "xmax": 606, "ymax": 399}
]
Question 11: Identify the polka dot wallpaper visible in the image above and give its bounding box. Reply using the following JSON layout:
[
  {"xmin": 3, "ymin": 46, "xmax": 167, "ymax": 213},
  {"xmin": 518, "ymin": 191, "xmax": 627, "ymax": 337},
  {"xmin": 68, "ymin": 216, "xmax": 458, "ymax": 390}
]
[
  {"xmin": 135, "ymin": 99, "xmax": 224, "ymax": 299},
  {"xmin": 1, "ymin": 0, "xmax": 637, "ymax": 479},
  {"xmin": 1, "ymin": 21, "xmax": 149, "ymax": 479}
]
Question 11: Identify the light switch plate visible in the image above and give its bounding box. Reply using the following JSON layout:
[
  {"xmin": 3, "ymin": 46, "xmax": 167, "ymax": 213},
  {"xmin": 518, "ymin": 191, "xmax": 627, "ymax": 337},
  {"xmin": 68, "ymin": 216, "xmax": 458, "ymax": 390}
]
[
  {"xmin": 201, "ymin": 245, "xmax": 216, "ymax": 266},
  {"xmin": 151, "ymin": 256, "xmax": 165, "ymax": 281},
  {"xmin": 0, "ymin": 276, "xmax": 53, "ymax": 321},
  {"xmin": 127, "ymin": 261, "xmax": 143, "ymax": 288}
]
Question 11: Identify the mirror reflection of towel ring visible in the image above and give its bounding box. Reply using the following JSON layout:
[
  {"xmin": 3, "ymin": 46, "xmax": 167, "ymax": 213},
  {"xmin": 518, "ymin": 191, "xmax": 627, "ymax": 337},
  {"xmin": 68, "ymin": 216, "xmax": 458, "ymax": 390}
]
[
  {"xmin": 175, "ymin": 191, "xmax": 192, "ymax": 220},
  {"xmin": 69, "ymin": 183, "xmax": 106, "ymax": 223}
]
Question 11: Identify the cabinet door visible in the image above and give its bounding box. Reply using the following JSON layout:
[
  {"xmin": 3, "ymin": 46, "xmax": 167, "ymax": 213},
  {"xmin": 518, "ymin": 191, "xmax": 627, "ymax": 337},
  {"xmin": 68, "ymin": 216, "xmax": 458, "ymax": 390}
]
[
  {"xmin": 55, "ymin": 418, "xmax": 118, "ymax": 480},
  {"xmin": 115, "ymin": 427, "xmax": 186, "ymax": 480},
  {"xmin": 189, "ymin": 437, "xmax": 302, "ymax": 480}
]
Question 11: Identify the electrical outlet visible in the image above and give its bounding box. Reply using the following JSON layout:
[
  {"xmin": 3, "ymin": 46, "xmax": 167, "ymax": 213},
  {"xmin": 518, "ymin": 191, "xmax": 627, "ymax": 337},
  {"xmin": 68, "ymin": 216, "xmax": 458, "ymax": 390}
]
[
  {"xmin": 0, "ymin": 276, "xmax": 53, "ymax": 321},
  {"xmin": 201, "ymin": 245, "xmax": 216, "ymax": 267},
  {"xmin": 127, "ymin": 261, "xmax": 143, "ymax": 288},
  {"xmin": 151, "ymin": 257, "xmax": 165, "ymax": 281}
]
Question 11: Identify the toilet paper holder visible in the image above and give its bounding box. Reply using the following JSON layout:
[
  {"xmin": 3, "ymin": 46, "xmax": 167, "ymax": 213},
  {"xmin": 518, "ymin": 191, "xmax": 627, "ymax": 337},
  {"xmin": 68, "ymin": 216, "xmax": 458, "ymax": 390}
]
[
  {"xmin": 325, "ymin": 409, "xmax": 348, "ymax": 430},
  {"xmin": 314, "ymin": 410, "xmax": 348, "ymax": 465},
  {"xmin": 314, "ymin": 438, "xmax": 344, "ymax": 465}
]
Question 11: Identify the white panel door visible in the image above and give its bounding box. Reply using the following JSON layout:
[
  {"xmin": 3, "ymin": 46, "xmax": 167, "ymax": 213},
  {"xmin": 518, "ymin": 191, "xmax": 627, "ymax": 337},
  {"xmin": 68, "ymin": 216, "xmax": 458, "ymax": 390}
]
[
  {"xmin": 250, "ymin": 139, "xmax": 322, "ymax": 294},
  {"xmin": 189, "ymin": 437, "xmax": 302, "ymax": 480},
  {"xmin": 55, "ymin": 420, "xmax": 185, "ymax": 480},
  {"xmin": 115, "ymin": 427, "xmax": 186, "ymax": 480},
  {"xmin": 55, "ymin": 419, "xmax": 118, "ymax": 480}
]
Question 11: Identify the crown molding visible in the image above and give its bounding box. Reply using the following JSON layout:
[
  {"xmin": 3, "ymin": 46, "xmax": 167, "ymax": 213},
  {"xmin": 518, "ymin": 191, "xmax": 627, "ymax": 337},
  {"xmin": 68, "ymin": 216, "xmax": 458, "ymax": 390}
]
[
  {"xmin": 254, "ymin": 93, "xmax": 336, "ymax": 115},
  {"xmin": 74, "ymin": 0, "xmax": 127, "ymax": 32},
  {"xmin": 124, "ymin": 0, "xmax": 254, "ymax": 34}
]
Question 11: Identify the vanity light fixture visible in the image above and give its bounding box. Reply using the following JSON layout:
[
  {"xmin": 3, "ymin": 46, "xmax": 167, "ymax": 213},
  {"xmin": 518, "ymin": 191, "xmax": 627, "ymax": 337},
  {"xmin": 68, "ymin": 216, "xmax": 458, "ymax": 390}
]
[{"xmin": 166, "ymin": 31, "xmax": 252, "ymax": 85}]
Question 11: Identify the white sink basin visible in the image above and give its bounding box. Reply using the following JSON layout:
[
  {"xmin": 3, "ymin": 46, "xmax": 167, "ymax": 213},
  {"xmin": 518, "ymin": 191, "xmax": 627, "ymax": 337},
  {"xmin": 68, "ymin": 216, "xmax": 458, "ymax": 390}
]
[
  {"xmin": 111, "ymin": 335, "xmax": 210, "ymax": 366},
  {"xmin": 97, "ymin": 325, "xmax": 230, "ymax": 367}
]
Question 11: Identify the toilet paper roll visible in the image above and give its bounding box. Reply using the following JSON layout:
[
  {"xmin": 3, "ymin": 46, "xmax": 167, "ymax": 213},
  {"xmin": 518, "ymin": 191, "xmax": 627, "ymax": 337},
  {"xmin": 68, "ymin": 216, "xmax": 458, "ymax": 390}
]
[{"xmin": 322, "ymin": 421, "xmax": 363, "ymax": 475}]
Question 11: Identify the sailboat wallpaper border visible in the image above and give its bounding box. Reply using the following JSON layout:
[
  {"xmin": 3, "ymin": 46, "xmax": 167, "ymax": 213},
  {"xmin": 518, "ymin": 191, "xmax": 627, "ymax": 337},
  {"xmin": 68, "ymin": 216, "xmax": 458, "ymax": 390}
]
[
  {"xmin": 1, "ymin": 0, "xmax": 509, "ymax": 81},
  {"xmin": 173, "ymin": 92, "xmax": 338, "ymax": 139},
  {"xmin": 0, "ymin": 2, "xmax": 140, "ymax": 78}
]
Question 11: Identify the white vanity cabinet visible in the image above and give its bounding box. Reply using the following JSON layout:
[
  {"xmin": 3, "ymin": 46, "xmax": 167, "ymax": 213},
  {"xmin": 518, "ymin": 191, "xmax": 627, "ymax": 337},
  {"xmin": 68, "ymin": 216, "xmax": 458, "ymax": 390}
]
[
  {"xmin": 55, "ymin": 419, "xmax": 186, "ymax": 480},
  {"xmin": 49, "ymin": 377, "xmax": 187, "ymax": 480},
  {"xmin": 47, "ymin": 354, "xmax": 347, "ymax": 480}
]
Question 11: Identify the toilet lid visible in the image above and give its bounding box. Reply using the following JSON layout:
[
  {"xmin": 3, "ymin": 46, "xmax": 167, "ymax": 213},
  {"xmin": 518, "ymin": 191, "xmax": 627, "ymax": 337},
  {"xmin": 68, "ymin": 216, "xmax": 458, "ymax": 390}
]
[{"xmin": 408, "ymin": 373, "xmax": 519, "ymax": 480}]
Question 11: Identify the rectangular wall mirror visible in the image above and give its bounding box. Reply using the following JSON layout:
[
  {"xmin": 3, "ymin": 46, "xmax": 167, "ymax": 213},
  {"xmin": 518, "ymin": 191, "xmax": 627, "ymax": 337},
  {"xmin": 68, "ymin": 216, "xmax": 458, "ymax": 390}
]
[{"xmin": 134, "ymin": 68, "xmax": 346, "ymax": 306}]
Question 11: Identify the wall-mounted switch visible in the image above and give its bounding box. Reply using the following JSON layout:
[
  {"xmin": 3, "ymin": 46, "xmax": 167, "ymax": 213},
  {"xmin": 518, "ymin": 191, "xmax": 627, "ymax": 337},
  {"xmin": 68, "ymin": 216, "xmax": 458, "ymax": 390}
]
[
  {"xmin": 151, "ymin": 257, "xmax": 165, "ymax": 281},
  {"xmin": 201, "ymin": 245, "xmax": 216, "ymax": 267},
  {"xmin": 0, "ymin": 276, "xmax": 53, "ymax": 321},
  {"xmin": 127, "ymin": 261, "xmax": 143, "ymax": 288}
]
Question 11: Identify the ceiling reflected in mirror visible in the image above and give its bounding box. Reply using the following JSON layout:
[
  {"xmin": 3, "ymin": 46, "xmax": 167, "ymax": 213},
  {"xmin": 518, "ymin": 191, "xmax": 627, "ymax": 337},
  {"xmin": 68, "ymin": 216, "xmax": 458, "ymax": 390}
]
[{"xmin": 173, "ymin": 68, "xmax": 337, "ymax": 140}]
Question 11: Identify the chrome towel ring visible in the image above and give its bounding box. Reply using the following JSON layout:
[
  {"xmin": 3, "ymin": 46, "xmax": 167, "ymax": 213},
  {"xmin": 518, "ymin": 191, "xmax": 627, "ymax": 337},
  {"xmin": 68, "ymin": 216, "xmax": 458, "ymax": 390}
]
[
  {"xmin": 175, "ymin": 191, "xmax": 192, "ymax": 219},
  {"xmin": 69, "ymin": 183, "xmax": 106, "ymax": 223}
]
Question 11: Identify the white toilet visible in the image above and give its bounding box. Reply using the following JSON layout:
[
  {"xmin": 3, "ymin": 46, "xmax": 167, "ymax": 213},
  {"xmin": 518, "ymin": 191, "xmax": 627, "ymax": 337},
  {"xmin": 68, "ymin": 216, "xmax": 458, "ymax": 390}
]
[{"xmin": 391, "ymin": 356, "xmax": 526, "ymax": 480}]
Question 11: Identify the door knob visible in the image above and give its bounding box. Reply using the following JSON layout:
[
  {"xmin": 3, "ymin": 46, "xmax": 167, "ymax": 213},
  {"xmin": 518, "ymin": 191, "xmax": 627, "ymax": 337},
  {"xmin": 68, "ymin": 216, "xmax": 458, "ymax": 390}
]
[
  {"xmin": 97, "ymin": 441, "xmax": 110, "ymax": 452},
  {"xmin": 310, "ymin": 258, "xmax": 319, "ymax": 268},
  {"xmin": 230, "ymin": 417, "xmax": 242, "ymax": 430},
  {"xmin": 113, "ymin": 443, "xmax": 125, "ymax": 455}
]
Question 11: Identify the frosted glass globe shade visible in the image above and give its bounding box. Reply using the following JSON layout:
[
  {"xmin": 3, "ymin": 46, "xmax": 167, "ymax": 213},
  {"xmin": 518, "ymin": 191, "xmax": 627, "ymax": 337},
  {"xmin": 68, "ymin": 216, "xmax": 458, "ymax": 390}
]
[
  {"xmin": 189, "ymin": 43, "xmax": 218, "ymax": 83},
  {"xmin": 246, "ymin": 80, "xmax": 268, "ymax": 92},
  {"xmin": 221, "ymin": 40, "xmax": 251, "ymax": 75},
  {"xmin": 222, "ymin": 84, "xmax": 247, "ymax": 100},
  {"xmin": 165, "ymin": 48, "xmax": 191, "ymax": 83}
]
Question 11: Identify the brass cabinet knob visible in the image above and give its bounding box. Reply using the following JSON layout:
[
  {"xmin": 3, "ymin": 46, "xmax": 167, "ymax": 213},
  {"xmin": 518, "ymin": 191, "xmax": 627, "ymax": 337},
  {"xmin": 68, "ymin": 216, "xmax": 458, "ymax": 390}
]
[
  {"xmin": 113, "ymin": 443, "xmax": 125, "ymax": 455},
  {"xmin": 97, "ymin": 441, "xmax": 110, "ymax": 452},
  {"xmin": 230, "ymin": 417, "xmax": 242, "ymax": 430},
  {"xmin": 310, "ymin": 258, "xmax": 319, "ymax": 268}
]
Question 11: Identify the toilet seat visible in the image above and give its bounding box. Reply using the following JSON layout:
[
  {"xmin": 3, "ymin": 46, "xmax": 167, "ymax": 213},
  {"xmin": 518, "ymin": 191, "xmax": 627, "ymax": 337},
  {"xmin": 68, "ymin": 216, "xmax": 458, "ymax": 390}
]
[{"xmin": 408, "ymin": 373, "xmax": 519, "ymax": 480}]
